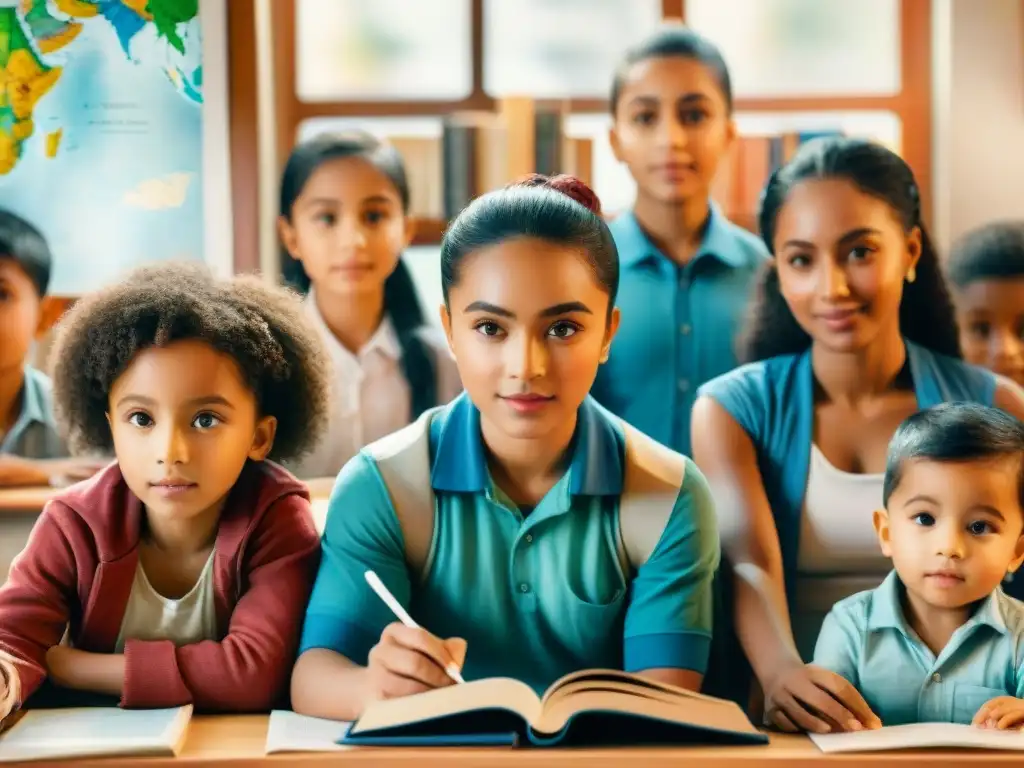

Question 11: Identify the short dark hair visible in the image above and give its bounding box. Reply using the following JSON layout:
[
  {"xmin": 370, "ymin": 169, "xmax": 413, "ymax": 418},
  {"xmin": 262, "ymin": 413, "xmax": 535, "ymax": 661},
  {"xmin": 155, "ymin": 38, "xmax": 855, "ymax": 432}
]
[
  {"xmin": 883, "ymin": 402, "xmax": 1024, "ymax": 511},
  {"xmin": 610, "ymin": 23, "xmax": 733, "ymax": 115},
  {"xmin": 278, "ymin": 130, "xmax": 438, "ymax": 416},
  {"xmin": 49, "ymin": 262, "xmax": 331, "ymax": 462},
  {"xmin": 0, "ymin": 209, "xmax": 51, "ymax": 296},
  {"xmin": 739, "ymin": 136, "xmax": 961, "ymax": 363},
  {"xmin": 440, "ymin": 174, "xmax": 619, "ymax": 314},
  {"xmin": 947, "ymin": 221, "xmax": 1024, "ymax": 288}
]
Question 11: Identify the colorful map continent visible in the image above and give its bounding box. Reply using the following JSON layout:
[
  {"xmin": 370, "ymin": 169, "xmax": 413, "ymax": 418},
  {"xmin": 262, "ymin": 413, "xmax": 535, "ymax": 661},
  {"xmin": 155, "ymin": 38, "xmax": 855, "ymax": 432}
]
[
  {"xmin": 0, "ymin": 0, "xmax": 200, "ymax": 175},
  {"xmin": 0, "ymin": 6, "xmax": 62, "ymax": 175}
]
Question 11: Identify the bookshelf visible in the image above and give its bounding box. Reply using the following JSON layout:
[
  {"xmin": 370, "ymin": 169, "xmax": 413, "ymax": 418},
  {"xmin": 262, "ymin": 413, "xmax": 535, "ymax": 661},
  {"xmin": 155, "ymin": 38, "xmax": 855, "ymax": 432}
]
[{"xmin": 226, "ymin": 0, "xmax": 932, "ymax": 272}]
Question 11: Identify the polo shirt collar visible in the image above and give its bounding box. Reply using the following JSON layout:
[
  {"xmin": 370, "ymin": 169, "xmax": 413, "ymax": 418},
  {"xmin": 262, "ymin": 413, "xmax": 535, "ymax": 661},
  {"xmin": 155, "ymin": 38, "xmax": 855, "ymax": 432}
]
[
  {"xmin": 430, "ymin": 393, "xmax": 623, "ymax": 496},
  {"xmin": 610, "ymin": 202, "xmax": 748, "ymax": 271},
  {"xmin": 867, "ymin": 570, "xmax": 1009, "ymax": 637},
  {"xmin": 0, "ymin": 367, "xmax": 48, "ymax": 453}
]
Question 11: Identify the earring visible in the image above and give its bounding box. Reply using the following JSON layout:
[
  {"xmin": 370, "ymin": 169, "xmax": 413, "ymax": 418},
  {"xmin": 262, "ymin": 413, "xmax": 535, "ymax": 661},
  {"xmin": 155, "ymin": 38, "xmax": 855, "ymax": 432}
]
[{"xmin": 906, "ymin": 266, "xmax": 917, "ymax": 283}]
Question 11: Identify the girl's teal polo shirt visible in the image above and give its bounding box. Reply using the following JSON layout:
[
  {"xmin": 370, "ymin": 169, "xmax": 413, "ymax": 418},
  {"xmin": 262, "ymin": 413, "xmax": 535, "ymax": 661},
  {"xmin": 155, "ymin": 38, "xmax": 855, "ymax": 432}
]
[{"xmin": 299, "ymin": 394, "xmax": 720, "ymax": 693}]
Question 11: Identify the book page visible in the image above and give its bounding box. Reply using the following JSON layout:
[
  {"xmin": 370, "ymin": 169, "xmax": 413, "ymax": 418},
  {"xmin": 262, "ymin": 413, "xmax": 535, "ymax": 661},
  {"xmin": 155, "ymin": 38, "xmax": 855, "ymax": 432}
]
[
  {"xmin": 811, "ymin": 723, "xmax": 1024, "ymax": 753},
  {"xmin": 534, "ymin": 687, "xmax": 760, "ymax": 738},
  {"xmin": 542, "ymin": 669, "xmax": 722, "ymax": 707},
  {"xmin": 351, "ymin": 678, "xmax": 541, "ymax": 734},
  {"xmin": 264, "ymin": 711, "xmax": 351, "ymax": 753},
  {"xmin": 0, "ymin": 706, "xmax": 192, "ymax": 763}
]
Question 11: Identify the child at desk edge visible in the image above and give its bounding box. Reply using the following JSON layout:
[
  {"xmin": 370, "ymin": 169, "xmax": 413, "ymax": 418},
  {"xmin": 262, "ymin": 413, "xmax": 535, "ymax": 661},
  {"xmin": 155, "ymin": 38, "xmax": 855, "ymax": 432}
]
[{"xmin": 814, "ymin": 402, "xmax": 1024, "ymax": 730}]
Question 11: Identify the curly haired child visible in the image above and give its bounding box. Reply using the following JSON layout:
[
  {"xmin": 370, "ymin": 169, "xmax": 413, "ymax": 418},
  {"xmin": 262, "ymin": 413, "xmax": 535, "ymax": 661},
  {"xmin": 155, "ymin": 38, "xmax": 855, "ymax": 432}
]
[{"xmin": 0, "ymin": 262, "xmax": 330, "ymax": 717}]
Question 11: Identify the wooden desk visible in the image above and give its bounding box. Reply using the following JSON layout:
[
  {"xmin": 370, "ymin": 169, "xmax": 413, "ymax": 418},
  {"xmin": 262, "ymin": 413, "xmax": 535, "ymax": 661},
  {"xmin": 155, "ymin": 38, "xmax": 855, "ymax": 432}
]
[
  {"xmin": 53, "ymin": 716, "xmax": 1024, "ymax": 767},
  {"xmin": 0, "ymin": 486, "xmax": 54, "ymax": 515}
]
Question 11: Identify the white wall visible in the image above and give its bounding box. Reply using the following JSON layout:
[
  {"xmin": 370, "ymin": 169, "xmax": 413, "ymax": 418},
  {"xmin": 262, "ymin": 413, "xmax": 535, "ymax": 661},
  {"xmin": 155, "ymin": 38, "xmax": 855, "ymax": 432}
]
[{"xmin": 932, "ymin": 0, "xmax": 1024, "ymax": 252}]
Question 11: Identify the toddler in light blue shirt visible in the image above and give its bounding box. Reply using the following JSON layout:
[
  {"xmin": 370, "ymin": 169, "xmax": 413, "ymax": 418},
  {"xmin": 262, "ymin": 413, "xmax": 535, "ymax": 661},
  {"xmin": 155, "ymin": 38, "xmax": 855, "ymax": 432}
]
[{"xmin": 814, "ymin": 402, "xmax": 1024, "ymax": 729}]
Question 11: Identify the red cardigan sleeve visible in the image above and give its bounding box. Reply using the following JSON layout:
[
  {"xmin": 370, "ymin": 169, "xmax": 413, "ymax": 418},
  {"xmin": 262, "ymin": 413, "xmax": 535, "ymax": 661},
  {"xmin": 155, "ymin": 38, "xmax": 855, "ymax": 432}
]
[
  {"xmin": 0, "ymin": 503, "xmax": 82, "ymax": 709},
  {"xmin": 121, "ymin": 493, "xmax": 321, "ymax": 711}
]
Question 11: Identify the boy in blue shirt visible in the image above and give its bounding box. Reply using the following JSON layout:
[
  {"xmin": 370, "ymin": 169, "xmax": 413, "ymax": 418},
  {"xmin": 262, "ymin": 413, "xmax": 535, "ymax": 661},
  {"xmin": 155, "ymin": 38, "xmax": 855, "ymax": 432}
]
[
  {"xmin": 814, "ymin": 403, "xmax": 1024, "ymax": 729},
  {"xmin": 0, "ymin": 211, "xmax": 104, "ymax": 487},
  {"xmin": 592, "ymin": 24, "xmax": 767, "ymax": 456}
]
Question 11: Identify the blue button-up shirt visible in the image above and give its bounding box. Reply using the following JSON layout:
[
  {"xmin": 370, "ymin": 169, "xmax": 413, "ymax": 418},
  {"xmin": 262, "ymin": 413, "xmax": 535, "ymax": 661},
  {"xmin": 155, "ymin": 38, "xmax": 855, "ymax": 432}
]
[
  {"xmin": 0, "ymin": 366, "xmax": 66, "ymax": 459},
  {"xmin": 592, "ymin": 206, "xmax": 767, "ymax": 456},
  {"xmin": 814, "ymin": 570, "xmax": 1024, "ymax": 725}
]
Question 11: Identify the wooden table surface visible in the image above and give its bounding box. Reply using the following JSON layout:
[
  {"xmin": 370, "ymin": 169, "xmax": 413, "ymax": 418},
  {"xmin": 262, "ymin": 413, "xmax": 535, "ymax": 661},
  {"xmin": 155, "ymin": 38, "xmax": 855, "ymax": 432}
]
[
  {"xmin": 48, "ymin": 715, "xmax": 1024, "ymax": 767},
  {"xmin": 0, "ymin": 486, "xmax": 54, "ymax": 514}
]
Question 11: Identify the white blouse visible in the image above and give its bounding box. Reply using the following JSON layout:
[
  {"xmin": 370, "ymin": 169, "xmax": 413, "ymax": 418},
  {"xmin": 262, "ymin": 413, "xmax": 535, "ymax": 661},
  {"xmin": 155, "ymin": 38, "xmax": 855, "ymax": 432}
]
[
  {"xmin": 292, "ymin": 293, "xmax": 462, "ymax": 479},
  {"xmin": 792, "ymin": 444, "xmax": 889, "ymax": 660}
]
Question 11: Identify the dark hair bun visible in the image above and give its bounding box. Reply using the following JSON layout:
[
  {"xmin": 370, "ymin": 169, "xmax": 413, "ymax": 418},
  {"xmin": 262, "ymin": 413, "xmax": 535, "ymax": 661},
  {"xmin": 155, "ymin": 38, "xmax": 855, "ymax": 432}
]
[{"xmin": 513, "ymin": 173, "xmax": 602, "ymax": 216}]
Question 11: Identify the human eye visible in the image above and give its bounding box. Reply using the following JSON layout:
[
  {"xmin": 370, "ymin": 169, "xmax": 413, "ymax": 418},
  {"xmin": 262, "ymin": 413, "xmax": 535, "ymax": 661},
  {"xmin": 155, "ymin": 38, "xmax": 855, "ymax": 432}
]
[
  {"xmin": 968, "ymin": 320, "xmax": 992, "ymax": 340},
  {"xmin": 363, "ymin": 209, "xmax": 388, "ymax": 226},
  {"xmin": 967, "ymin": 519, "xmax": 995, "ymax": 536},
  {"xmin": 787, "ymin": 252, "xmax": 812, "ymax": 269},
  {"xmin": 473, "ymin": 320, "xmax": 504, "ymax": 338},
  {"xmin": 192, "ymin": 412, "xmax": 222, "ymax": 430},
  {"xmin": 547, "ymin": 320, "xmax": 581, "ymax": 339},
  {"xmin": 679, "ymin": 108, "xmax": 707, "ymax": 126},
  {"xmin": 127, "ymin": 411, "xmax": 153, "ymax": 429},
  {"xmin": 911, "ymin": 512, "xmax": 935, "ymax": 527},
  {"xmin": 848, "ymin": 245, "xmax": 875, "ymax": 262},
  {"xmin": 313, "ymin": 211, "xmax": 336, "ymax": 227},
  {"xmin": 631, "ymin": 110, "xmax": 656, "ymax": 126}
]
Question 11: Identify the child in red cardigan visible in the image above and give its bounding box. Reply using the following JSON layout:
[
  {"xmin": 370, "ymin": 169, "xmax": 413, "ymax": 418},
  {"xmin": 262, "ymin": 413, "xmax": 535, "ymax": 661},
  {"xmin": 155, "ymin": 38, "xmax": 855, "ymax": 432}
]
[{"xmin": 0, "ymin": 263, "xmax": 331, "ymax": 716}]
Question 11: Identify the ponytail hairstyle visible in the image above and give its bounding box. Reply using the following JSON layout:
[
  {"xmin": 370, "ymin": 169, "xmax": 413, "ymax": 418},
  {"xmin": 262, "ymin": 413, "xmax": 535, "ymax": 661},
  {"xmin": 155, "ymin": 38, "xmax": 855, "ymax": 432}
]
[
  {"xmin": 440, "ymin": 173, "xmax": 619, "ymax": 317},
  {"xmin": 278, "ymin": 131, "xmax": 436, "ymax": 415},
  {"xmin": 739, "ymin": 136, "xmax": 961, "ymax": 363}
]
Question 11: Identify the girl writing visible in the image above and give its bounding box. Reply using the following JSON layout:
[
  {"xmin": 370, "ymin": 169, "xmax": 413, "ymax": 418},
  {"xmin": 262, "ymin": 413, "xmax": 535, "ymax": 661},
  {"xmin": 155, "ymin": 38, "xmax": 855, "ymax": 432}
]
[{"xmin": 291, "ymin": 175, "xmax": 720, "ymax": 721}]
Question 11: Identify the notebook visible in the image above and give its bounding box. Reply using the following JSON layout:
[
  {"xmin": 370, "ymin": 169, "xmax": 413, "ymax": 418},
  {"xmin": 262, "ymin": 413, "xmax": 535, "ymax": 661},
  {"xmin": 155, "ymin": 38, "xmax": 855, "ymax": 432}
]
[
  {"xmin": 264, "ymin": 710, "xmax": 351, "ymax": 754},
  {"xmin": 811, "ymin": 723, "xmax": 1024, "ymax": 753},
  {"xmin": 342, "ymin": 669, "xmax": 767, "ymax": 747},
  {"xmin": 0, "ymin": 705, "xmax": 192, "ymax": 762}
]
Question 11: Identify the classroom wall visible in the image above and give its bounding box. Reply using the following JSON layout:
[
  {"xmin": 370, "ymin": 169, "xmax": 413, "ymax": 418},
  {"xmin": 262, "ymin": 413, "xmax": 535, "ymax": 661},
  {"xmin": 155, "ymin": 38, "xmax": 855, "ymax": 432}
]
[{"xmin": 932, "ymin": 0, "xmax": 1024, "ymax": 252}]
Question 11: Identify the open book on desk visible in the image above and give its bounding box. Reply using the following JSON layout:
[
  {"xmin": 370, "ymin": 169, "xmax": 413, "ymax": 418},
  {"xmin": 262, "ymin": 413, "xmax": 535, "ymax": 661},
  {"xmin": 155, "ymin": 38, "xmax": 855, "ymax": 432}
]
[
  {"xmin": 811, "ymin": 723, "xmax": 1024, "ymax": 753},
  {"xmin": 343, "ymin": 669, "xmax": 767, "ymax": 747},
  {"xmin": 0, "ymin": 705, "xmax": 192, "ymax": 762}
]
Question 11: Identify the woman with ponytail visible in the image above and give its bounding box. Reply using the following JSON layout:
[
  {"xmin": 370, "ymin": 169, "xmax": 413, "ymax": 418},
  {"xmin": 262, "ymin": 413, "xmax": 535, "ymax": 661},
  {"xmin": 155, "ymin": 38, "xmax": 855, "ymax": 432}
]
[
  {"xmin": 278, "ymin": 131, "xmax": 461, "ymax": 478},
  {"xmin": 292, "ymin": 175, "xmax": 719, "ymax": 721},
  {"xmin": 692, "ymin": 138, "xmax": 1024, "ymax": 731}
]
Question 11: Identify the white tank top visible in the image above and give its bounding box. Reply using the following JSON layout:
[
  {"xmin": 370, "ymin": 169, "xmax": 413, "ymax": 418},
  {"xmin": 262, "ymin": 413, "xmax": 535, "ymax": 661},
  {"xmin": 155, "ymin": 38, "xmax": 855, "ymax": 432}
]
[
  {"xmin": 792, "ymin": 445, "xmax": 889, "ymax": 660},
  {"xmin": 115, "ymin": 552, "xmax": 218, "ymax": 652}
]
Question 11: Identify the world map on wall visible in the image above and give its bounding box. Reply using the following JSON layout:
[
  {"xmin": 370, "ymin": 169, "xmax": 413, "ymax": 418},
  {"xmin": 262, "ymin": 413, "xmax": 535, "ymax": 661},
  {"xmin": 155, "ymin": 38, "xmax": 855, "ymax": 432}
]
[
  {"xmin": 0, "ymin": 0, "xmax": 204, "ymax": 295},
  {"xmin": 1, "ymin": 0, "xmax": 201, "ymax": 175}
]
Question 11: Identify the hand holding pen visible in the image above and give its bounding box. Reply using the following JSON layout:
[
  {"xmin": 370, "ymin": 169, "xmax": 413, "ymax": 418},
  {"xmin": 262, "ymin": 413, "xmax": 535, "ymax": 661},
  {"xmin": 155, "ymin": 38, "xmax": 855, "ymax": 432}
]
[{"xmin": 362, "ymin": 570, "xmax": 468, "ymax": 700}]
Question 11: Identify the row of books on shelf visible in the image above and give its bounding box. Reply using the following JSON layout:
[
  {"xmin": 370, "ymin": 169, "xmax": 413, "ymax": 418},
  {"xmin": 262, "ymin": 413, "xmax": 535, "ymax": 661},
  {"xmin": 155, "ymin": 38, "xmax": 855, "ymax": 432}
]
[{"xmin": 386, "ymin": 108, "xmax": 842, "ymax": 233}]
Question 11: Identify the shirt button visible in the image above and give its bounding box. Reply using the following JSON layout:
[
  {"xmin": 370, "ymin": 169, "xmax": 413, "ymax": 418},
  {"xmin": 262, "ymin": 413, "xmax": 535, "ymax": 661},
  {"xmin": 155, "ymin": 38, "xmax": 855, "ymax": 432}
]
[
  {"xmin": 524, "ymin": 534, "xmax": 533, "ymax": 544},
  {"xmin": 678, "ymin": 379, "xmax": 690, "ymax": 392},
  {"xmin": 932, "ymin": 673, "xmax": 941, "ymax": 683},
  {"xmin": 679, "ymin": 323, "xmax": 691, "ymax": 335},
  {"xmin": 519, "ymin": 583, "xmax": 530, "ymax": 593}
]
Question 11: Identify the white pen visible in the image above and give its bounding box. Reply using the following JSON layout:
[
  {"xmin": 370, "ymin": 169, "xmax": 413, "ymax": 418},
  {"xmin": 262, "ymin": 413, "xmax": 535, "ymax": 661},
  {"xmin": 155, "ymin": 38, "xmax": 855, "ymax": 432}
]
[{"xmin": 364, "ymin": 570, "xmax": 466, "ymax": 684}]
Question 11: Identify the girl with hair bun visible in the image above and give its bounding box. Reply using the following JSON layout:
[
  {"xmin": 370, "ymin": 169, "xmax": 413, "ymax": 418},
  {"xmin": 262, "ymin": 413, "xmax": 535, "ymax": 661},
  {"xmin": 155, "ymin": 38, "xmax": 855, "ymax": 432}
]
[
  {"xmin": 292, "ymin": 175, "xmax": 720, "ymax": 721},
  {"xmin": 692, "ymin": 137, "xmax": 1024, "ymax": 732}
]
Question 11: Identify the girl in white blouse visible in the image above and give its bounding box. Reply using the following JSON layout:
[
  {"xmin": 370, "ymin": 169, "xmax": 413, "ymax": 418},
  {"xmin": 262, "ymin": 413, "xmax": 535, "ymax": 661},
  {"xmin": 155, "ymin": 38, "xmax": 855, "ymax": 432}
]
[{"xmin": 278, "ymin": 131, "xmax": 462, "ymax": 478}]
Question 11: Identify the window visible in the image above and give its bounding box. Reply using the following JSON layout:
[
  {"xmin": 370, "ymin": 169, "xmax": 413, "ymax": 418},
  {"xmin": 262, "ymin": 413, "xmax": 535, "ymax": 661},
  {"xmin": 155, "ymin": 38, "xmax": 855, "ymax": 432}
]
[
  {"xmin": 687, "ymin": 0, "xmax": 901, "ymax": 97},
  {"xmin": 483, "ymin": 0, "xmax": 662, "ymax": 98},
  {"xmin": 295, "ymin": 0, "xmax": 473, "ymax": 101}
]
